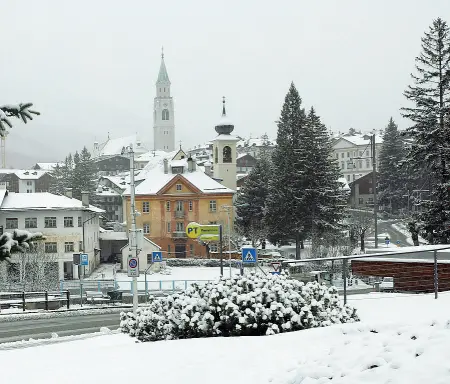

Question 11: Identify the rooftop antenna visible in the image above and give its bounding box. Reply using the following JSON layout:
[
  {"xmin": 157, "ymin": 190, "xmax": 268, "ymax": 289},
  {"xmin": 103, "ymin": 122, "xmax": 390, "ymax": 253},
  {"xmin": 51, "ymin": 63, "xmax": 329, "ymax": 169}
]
[{"xmin": 222, "ymin": 96, "xmax": 226, "ymax": 116}]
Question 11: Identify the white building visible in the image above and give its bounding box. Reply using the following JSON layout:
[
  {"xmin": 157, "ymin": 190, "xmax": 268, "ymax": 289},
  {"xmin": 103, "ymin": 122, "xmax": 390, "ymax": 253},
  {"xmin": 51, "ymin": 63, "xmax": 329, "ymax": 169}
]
[
  {"xmin": 93, "ymin": 134, "xmax": 148, "ymax": 159},
  {"xmin": 236, "ymin": 134, "xmax": 276, "ymax": 158},
  {"xmin": 331, "ymin": 134, "xmax": 383, "ymax": 183},
  {"xmin": 153, "ymin": 50, "xmax": 175, "ymax": 152},
  {"xmin": 0, "ymin": 191, "xmax": 104, "ymax": 281},
  {"xmin": 212, "ymin": 99, "xmax": 239, "ymax": 191}
]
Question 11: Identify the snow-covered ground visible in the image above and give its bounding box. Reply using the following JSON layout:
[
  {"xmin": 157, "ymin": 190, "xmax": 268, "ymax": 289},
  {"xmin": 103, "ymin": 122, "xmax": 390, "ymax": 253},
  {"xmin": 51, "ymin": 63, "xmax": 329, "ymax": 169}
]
[
  {"xmin": 2, "ymin": 292, "xmax": 450, "ymax": 383},
  {"xmin": 392, "ymin": 222, "xmax": 428, "ymax": 246}
]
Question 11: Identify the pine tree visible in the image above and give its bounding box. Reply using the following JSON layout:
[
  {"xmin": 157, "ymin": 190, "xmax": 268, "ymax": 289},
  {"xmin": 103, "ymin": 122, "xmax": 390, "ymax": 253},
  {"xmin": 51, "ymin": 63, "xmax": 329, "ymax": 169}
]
[
  {"xmin": 79, "ymin": 146, "xmax": 97, "ymax": 200},
  {"xmin": 235, "ymin": 153, "xmax": 271, "ymax": 246},
  {"xmin": 401, "ymin": 18, "xmax": 450, "ymax": 243},
  {"xmin": 304, "ymin": 108, "xmax": 347, "ymax": 246},
  {"xmin": 265, "ymin": 83, "xmax": 308, "ymax": 258},
  {"xmin": 377, "ymin": 118, "xmax": 408, "ymax": 213},
  {"xmin": 61, "ymin": 153, "xmax": 74, "ymax": 195},
  {"xmin": 0, "ymin": 103, "xmax": 39, "ymax": 137},
  {"xmin": 49, "ymin": 164, "xmax": 65, "ymax": 195}
]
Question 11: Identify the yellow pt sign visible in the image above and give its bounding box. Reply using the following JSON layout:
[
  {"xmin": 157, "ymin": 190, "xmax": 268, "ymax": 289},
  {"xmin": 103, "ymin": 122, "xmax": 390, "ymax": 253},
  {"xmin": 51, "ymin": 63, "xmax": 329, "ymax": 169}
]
[{"xmin": 186, "ymin": 222, "xmax": 220, "ymax": 239}]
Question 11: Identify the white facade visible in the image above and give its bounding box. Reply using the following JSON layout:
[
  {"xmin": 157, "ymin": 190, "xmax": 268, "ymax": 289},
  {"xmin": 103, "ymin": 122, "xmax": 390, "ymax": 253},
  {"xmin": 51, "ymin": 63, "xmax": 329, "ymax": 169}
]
[
  {"xmin": 332, "ymin": 135, "xmax": 383, "ymax": 183},
  {"xmin": 153, "ymin": 53, "xmax": 175, "ymax": 152},
  {"xmin": 0, "ymin": 193, "xmax": 104, "ymax": 281},
  {"xmin": 121, "ymin": 237, "xmax": 161, "ymax": 272}
]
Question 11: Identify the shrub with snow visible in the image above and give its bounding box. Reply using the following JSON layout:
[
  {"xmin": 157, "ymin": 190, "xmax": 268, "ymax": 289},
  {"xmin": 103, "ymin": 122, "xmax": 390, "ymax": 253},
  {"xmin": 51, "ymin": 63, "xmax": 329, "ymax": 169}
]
[{"xmin": 120, "ymin": 273, "xmax": 359, "ymax": 342}]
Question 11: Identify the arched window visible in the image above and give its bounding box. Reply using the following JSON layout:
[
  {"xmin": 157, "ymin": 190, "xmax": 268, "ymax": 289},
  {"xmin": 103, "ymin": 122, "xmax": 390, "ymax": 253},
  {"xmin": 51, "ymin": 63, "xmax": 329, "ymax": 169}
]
[
  {"xmin": 162, "ymin": 109, "xmax": 169, "ymax": 120},
  {"xmin": 223, "ymin": 146, "xmax": 232, "ymax": 163},
  {"xmin": 214, "ymin": 147, "xmax": 218, "ymax": 163}
]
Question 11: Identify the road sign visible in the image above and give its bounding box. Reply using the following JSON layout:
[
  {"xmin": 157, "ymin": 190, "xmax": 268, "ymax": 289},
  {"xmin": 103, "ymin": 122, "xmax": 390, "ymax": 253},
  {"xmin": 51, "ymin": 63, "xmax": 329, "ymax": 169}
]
[
  {"xmin": 80, "ymin": 253, "xmax": 89, "ymax": 266},
  {"xmin": 242, "ymin": 247, "xmax": 257, "ymax": 263},
  {"xmin": 152, "ymin": 251, "xmax": 163, "ymax": 263},
  {"xmin": 271, "ymin": 262, "xmax": 281, "ymax": 272},
  {"xmin": 186, "ymin": 222, "xmax": 220, "ymax": 239},
  {"xmin": 127, "ymin": 255, "xmax": 140, "ymax": 277},
  {"xmin": 270, "ymin": 271, "xmax": 281, "ymax": 275},
  {"xmin": 199, "ymin": 234, "xmax": 220, "ymax": 241}
]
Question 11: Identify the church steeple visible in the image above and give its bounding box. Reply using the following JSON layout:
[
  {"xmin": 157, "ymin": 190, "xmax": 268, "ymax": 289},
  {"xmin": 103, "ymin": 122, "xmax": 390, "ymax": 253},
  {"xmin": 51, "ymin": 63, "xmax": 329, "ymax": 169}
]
[{"xmin": 156, "ymin": 47, "xmax": 171, "ymax": 85}]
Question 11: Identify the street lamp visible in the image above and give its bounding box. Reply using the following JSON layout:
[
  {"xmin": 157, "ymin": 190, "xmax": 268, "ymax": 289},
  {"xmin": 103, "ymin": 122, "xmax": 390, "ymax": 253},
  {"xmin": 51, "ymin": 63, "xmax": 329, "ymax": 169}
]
[{"xmin": 221, "ymin": 205, "xmax": 233, "ymax": 278}]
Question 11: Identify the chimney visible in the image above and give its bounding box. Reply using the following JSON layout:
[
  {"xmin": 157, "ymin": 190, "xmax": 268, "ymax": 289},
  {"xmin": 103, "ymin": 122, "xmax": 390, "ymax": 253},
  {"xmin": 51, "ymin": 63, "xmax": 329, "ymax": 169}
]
[
  {"xmin": 163, "ymin": 158, "xmax": 169, "ymax": 174},
  {"xmin": 65, "ymin": 188, "xmax": 73, "ymax": 198},
  {"xmin": 81, "ymin": 191, "xmax": 89, "ymax": 207},
  {"xmin": 187, "ymin": 157, "xmax": 196, "ymax": 172},
  {"xmin": 204, "ymin": 161, "xmax": 212, "ymax": 176}
]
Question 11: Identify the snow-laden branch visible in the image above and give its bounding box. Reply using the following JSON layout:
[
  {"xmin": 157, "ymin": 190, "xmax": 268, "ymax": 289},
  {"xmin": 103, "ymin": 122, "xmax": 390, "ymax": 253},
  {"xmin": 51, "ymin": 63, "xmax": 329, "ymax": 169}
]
[
  {"xmin": 0, "ymin": 103, "xmax": 40, "ymax": 138},
  {"xmin": 0, "ymin": 230, "xmax": 46, "ymax": 261}
]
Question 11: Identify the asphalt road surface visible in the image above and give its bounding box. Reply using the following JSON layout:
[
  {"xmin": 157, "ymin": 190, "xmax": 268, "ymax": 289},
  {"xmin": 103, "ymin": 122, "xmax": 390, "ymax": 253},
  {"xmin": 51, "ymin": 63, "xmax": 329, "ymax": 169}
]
[
  {"xmin": 0, "ymin": 313, "xmax": 121, "ymax": 344},
  {"xmin": 377, "ymin": 219, "xmax": 410, "ymax": 247}
]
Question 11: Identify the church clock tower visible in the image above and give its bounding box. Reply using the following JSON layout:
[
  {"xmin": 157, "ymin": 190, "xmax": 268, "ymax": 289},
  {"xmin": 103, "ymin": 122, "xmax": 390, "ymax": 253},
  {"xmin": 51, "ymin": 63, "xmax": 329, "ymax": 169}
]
[{"xmin": 153, "ymin": 49, "xmax": 175, "ymax": 152}]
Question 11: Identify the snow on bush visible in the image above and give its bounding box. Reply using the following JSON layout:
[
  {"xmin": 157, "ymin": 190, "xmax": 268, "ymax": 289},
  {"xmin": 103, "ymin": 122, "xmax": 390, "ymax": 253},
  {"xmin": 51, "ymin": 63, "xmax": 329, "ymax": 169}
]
[{"xmin": 120, "ymin": 273, "xmax": 359, "ymax": 342}]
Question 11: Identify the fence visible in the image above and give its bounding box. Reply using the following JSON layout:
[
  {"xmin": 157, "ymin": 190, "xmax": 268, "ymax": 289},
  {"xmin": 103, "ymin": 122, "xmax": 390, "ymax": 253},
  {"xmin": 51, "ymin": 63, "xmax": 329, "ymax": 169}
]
[
  {"xmin": 0, "ymin": 291, "xmax": 70, "ymax": 312},
  {"xmin": 282, "ymin": 245, "xmax": 450, "ymax": 304}
]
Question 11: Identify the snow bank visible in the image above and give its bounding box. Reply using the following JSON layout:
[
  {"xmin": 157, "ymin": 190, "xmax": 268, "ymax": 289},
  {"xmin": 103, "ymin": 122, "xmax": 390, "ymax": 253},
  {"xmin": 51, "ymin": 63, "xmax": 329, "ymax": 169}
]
[{"xmin": 120, "ymin": 273, "xmax": 358, "ymax": 341}]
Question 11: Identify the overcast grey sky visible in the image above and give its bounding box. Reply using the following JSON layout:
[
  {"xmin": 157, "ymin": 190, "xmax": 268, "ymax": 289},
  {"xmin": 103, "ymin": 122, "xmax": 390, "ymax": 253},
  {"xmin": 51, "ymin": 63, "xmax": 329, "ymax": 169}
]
[{"xmin": 1, "ymin": 0, "xmax": 450, "ymax": 167}]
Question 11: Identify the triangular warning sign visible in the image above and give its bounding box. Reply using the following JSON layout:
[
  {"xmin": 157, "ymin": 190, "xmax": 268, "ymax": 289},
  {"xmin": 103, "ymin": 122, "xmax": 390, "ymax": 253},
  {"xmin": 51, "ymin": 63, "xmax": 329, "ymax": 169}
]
[{"xmin": 245, "ymin": 251, "xmax": 254, "ymax": 261}]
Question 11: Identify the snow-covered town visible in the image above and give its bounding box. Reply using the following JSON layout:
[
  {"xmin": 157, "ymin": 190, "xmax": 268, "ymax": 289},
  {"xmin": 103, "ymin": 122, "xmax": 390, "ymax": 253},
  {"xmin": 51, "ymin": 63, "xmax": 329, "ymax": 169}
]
[{"xmin": 1, "ymin": 2, "xmax": 450, "ymax": 383}]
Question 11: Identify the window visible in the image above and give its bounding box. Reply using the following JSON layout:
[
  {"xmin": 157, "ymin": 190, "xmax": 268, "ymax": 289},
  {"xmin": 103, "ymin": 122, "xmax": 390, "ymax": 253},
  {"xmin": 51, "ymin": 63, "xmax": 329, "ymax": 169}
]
[
  {"xmin": 215, "ymin": 147, "xmax": 218, "ymax": 163},
  {"xmin": 341, "ymin": 153, "xmax": 344, "ymax": 158},
  {"xmin": 369, "ymin": 188, "xmax": 373, "ymax": 194},
  {"xmin": 79, "ymin": 241, "xmax": 83, "ymax": 251},
  {"xmin": 347, "ymin": 175, "xmax": 350, "ymax": 181},
  {"xmin": 176, "ymin": 222, "xmax": 184, "ymax": 232},
  {"xmin": 358, "ymin": 160, "xmax": 363, "ymax": 169},
  {"xmin": 341, "ymin": 161, "xmax": 345, "ymax": 169},
  {"xmin": 45, "ymin": 242, "xmax": 57, "ymax": 253},
  {"xmin": 45, "ymin": 217, "xmax": 57, "ymax": 228},
  {"xmin": 366, "ymin": 159, "xmax": 370, "ymax": 168},
  {"xmin": 189, "ymin": 201, "xmax": 193, "ymax": 211},
  {"xmin": 359, "ymin": 151, "xmax": 363, "ymax": 157},
  {"xmin": 143, "ymin": 201, "xmax": 150, "ymax": 213},
  {"xmin": 209, "ymin": 200, "xmax": 217, "ymax": 212},
  {"xmin": 176, "ymin": 184, "xmax": 182, "ymax": 191},
  {"xmin": 223, "ymin": 146, "xmax": 232, "ymax": 163},
  {"xmin": 167, "ymin": 222, "xmax": 171, "ymax": 233},
  {"xmin": 190, "ymin": 244, "xmax": 194, "ymax": 257},
  {"xmin": 6, "ymin": 218, "xmax": 18, "ymax": 229},
  {"xmin": 168, "ymin": 244, "xmax": 171, "ymax": 257},
  {"xmin": 143, "ymin": 223, "xmax": 150, "ymax": 234},
  {"xmin": 210, "ymin": 244, "xmax": 218, "ymax": 252},
  {"xmin": 176, "ymin": 201, "xmax": 183, "ymax": 211},
  {"xmin": 26, "ymin": 181, "xmax": 32, "ymax": 186},
  {"xmin": 64, "ymin": 217, "xmax": 74, "ymax": 227},
  {"xmin": 166, "ymin": 201, "xmax": 171, "ymax": 211},
  {"xmin": 335, "ymin": 153, "xmax": 339, "ymax": 159},
  {"xmin": 358, "ymin": 197, "xmax": 364, "ymax": 205},
  {"xmin": 162, "ymin": 109, "xmax": 169, "ymax": 120},
  {"xmin": 367, "ymin": 149, "xmax": 371, "ymax": 157},
  {"xmin": 25, "ymin": 217, "xmax": 37, "ymax": 229},
  {"xmin": 64, "ymin": 242, "xmax": 74, "ymax": 252},
  {"xmin": 27, "ymin": 189, "xmax": 32, "ymax": 193},
  {"xmin": 347, "ymin": 152, "xmax": 350, "ymax": 157}
]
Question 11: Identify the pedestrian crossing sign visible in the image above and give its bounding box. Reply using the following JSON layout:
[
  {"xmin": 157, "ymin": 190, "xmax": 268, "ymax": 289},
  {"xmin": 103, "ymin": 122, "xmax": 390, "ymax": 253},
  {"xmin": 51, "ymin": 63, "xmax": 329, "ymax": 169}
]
[
  {"xmin": 152, "ymin": 251, "xmax": 163, "ymax": 263},
  {"xmin": 242, "ymin": 247, "xmax": 257, "ymax": 263}
]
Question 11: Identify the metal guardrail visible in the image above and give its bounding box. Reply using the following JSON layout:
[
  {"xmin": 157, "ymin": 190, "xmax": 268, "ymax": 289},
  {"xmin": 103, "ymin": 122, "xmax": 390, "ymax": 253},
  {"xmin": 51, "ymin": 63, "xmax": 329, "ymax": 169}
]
[
  {"xmin": 282, "ymin": 245, "xmax": 450, "ymax": 304},
  {"xmin": 0, "ymin": 291, "xmax": 70, "ymax": 312}
]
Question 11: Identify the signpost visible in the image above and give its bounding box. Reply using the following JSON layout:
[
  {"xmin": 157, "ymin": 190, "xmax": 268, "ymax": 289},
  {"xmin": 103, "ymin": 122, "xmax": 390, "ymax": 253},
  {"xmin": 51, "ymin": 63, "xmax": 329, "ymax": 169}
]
[
  {"xmin": 80, "ymin": 253, "xmax": 89, "ymax": 266},
  {"xmin": 152, "ymin": 251, "xmax": 163, "ymax": 263},
  {"xmin": 186, "ymin": 222, "xmax": 223, "ymax": 275},
  {"xmin": 242, "ymin": 247, "xmax": 257, "ymax": 264},
  {"xmin": 127, "ymin": 255, "xmax": 139, "ymax": 277}
]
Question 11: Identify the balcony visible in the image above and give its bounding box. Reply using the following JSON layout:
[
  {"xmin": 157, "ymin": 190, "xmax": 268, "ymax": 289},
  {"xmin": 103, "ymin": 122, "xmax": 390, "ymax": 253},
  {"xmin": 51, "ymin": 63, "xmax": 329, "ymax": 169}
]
[
  {"xmin": 172, "ymin": 231, "xmax": 187, "ymax": 239},
  {"xmin": 174, "ymin": 210, "xmax": 185, "ymax": 219}
]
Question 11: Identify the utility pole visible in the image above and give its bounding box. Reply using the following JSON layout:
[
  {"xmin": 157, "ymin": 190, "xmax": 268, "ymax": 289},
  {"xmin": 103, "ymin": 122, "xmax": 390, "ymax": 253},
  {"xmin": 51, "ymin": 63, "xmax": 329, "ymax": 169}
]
[
  {"xmin": 127, "ymin": 144, "xmax": 139, "ymax": 315},
  {"xmin": 371, "ymin": 134, "xmax": 378, "ymax": 248}
]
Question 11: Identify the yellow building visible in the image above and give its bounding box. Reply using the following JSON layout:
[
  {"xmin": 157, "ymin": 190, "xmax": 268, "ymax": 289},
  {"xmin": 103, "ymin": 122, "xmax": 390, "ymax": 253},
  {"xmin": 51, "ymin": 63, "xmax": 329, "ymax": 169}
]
[{"xmin": 123, "ymin": 154, "xmax": 234, "ymax": 258}]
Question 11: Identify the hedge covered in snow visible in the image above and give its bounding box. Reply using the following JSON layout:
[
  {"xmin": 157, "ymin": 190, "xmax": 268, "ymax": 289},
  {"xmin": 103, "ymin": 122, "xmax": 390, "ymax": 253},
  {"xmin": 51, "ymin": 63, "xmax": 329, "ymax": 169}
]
[{"xmin": 120, "ymin": 273, "xmax": 359, "ymax": 342}]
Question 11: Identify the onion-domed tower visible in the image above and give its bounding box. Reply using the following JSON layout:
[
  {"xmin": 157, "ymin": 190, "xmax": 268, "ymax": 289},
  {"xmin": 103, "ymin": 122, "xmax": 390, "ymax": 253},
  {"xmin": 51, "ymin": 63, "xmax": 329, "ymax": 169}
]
[{"xmin": 212, "ymin": 97, "xmax": 239, "ymax": 191}]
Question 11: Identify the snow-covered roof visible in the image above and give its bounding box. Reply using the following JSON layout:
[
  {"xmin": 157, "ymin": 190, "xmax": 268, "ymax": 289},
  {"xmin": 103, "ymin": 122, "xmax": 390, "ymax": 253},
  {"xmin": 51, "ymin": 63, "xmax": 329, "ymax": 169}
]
[
  {"xmin": 124, "ymin": 158, "xmax": 234, "ymax": 196},
  {"xmin": 96, "ymin": 186, "xmax": 121, "ymax": 196},
  {"xmin": 338, "ymin": 177, "xmax": 350, "ymax": 191},
  {"xmin": 334, "ymin": 134, "xmax": 383, "ymax": 147},
  {"xmin": 120, "ymin": 236, "xmax": 161, "ymax": 251},
  {"xmin": 237, "ymin": 136, "xmax": 276, "ymax": 148},
  {"xmin": 0, "ymin": 192, "xmax": 104, "ymax": 213},
  {"xmin": 14, "ymin": 170, "xmax": 49, "ymax": 180},
  {"xmin": 98, "ymin": 135, "xmax": 148, "ymax": 157},
  {"xmin": 213, "ymin": 134, "xmax": 241, "ymax": 142},
  {"xmin": 34, "ymin": 162, "xmax": 63, "ymax": 170},
  {"xmin": 136, "ymin": 149, "xmax": 178, "ymax": 163},
  {"xmin": 99, "ymin": 231, "xmax": 128, "ymax": 241}
]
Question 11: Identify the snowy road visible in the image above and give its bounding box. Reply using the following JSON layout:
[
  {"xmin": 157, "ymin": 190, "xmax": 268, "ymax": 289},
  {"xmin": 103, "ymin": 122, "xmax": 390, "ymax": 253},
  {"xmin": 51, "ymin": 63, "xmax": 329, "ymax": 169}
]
[
  {"xmin": 376, "ymin": 219, "xmax": 410, "ymax": 246},
  {"xmin": 0, "ymin": 313, "xmax": 120, "ymax": 344}
]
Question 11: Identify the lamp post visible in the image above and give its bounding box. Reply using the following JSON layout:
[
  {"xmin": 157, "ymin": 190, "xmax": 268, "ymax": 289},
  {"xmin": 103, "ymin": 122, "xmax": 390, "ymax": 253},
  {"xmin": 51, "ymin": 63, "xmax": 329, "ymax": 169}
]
[
  {"xmin": 221, "ymin": 205, "xmax": 233, "ymax": 278},
  {"xmin": 347, "ymin": 133, "xmax": 378, "ymax": 248},
  {"xmin": 123, "ymin": 144, "xmax": 139, "ymax": 315}
]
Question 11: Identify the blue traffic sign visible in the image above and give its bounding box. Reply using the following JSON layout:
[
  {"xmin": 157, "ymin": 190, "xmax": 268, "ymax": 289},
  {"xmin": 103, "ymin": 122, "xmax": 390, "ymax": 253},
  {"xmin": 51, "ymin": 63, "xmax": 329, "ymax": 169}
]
[
  {"xmin": 270, "ymin": 271, "xmax": 281, "ymax": 275},
  {"xmin": 152, "ymin": 251, "xmax": 163, "ymax": 263},
  {"xmin": 80, "ymin": 253, "xmax": 89, "ymax": 266},
  {"xmin": 242, "ymin": 247, "xmax": 257, "ymax": 263},
  {"xmin": 129, "ymin": 258, "xmax": 138, "ymax": 268}
]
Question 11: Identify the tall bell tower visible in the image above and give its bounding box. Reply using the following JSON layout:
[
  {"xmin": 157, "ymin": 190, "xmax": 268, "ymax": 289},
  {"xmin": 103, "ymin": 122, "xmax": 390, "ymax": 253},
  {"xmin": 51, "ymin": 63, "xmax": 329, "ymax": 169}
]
[
  {"xmin": 153, "ymin": 48, "xmax": 175, "ymax": 152},
  {"xmin": 212, "ymin": 97, "xmax": 239, "ymax": 191}
]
